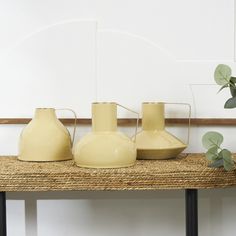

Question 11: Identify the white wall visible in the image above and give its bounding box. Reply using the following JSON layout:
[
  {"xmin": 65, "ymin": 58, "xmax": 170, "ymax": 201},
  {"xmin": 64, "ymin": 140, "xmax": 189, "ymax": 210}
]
[{"xmin": 1, "ymin": 0, "xmax": 236, "ymax": 235}]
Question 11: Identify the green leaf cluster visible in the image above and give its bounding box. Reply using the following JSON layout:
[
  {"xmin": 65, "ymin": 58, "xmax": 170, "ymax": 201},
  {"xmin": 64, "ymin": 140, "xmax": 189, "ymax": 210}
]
[
  {"xmin": 202, "ymin": 65, "xmax": 236, "ymax": 171},
  {"xmin": 214, "ymin": 64, "xmax": 236, "ymax": 108},
  {"xmin": 202, "ymin": 131, "xmax": 235, "ymax": 171}
]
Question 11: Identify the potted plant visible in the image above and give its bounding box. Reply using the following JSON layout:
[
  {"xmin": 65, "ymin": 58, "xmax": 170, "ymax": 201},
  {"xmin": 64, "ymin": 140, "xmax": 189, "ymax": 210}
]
[{"xmin": 202, "ymin": 64, "xmax": 236, "ymax": 171}]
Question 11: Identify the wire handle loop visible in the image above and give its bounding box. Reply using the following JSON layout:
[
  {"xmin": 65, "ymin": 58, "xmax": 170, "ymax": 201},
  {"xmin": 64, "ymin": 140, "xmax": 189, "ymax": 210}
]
[{"xmin": 116, "ymin": 103, "xmax": 139, "ymax": 142}]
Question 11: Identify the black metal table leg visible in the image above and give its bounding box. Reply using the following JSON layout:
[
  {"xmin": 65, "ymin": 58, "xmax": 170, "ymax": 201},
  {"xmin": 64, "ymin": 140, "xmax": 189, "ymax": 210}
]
[
  {"xmin": 185, "ymin": 189, "xmax": 198, "ymax": 236},
  {"xmin": 0, "ymin": 192, "xmax": 6, "ymax": 236}
]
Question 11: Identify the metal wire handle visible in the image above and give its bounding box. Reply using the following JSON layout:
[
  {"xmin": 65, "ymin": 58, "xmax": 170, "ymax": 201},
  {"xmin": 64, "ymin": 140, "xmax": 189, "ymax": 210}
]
[
  {"xmin": 164, "ymin": 102, "xmax": 191, "ymax": 145},
  {"xmin": 116, "ymin": 103, "xmax": 139, "ymax": 142},
  {"xmin": 55, "ymin": 108, "xmax": 77, "ymax": 145}
]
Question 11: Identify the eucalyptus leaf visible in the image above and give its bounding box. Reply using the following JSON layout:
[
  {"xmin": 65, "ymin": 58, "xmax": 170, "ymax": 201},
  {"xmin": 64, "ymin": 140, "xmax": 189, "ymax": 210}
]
[
  {"xmin": 214, "ymin": 64, "xmax": 232, "ymax": 85},
  {"xmin": 218, "ymin": 150, "xmax": 223, "ymax": 159},
  {"xmin": 206, "ymin": 146, "xmax": 218, "ymax": 161},
  {"xmin": 230, "ymin": 77, "xmax": 236, "ymax": 83},
  {"xmin": 208, "ymin": 159, "xmax": 224, "ymax": 168},
  {"xmin": 230, "ymin": 86, "xmax": 236, "ymax": 97},
  {"xmin": 224, "ymin": 97, "xmax": 236, "ymax": 109},
  {"xmin": 220, "ymin": 149, "xmax": 235, "ymax": 171},
  {"xmin": 223, "ymin": 159, "xmax": 234, "ymax": 171},
  {"xmin": 202, "ymin": 131, "xmax": 224, "ymax": 149}
]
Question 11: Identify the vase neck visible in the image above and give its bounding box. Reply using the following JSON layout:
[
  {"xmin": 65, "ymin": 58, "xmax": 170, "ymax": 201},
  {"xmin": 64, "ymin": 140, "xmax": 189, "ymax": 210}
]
[
  {"xmin": 92, "ymin": 103, "xmax": 117, "ymax": 132},
  {"xmin": 34, "ymin": 108, "xmax": 57, "ymax": 121},
  {"xmin": 142, "ymin": 103, "xmax": 165, "ymax": 131}
]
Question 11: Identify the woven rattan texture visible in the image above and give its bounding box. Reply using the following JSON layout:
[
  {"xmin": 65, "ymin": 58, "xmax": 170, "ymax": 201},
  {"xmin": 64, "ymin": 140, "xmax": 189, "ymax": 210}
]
[{"xmin": 0, "ymin": 154, "xmax": 236, "ymax": 191}]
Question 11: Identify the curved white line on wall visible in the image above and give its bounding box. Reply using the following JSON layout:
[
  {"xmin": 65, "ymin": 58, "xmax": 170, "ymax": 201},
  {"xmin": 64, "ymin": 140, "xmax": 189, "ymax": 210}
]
[
  {"xmin": 98, "ymin": 29, "xmax": 176, "ymax": 60},
  {"xmin": 0, "ymin": 20, "xmax": 97, "ymax": 117},
  {"xmin": 0, "ymin": 19, "xmax": 97, "ymax": 60},
  {"xmin": 97, "ymin": 28, "xmax": 194, "ymax": 114}
]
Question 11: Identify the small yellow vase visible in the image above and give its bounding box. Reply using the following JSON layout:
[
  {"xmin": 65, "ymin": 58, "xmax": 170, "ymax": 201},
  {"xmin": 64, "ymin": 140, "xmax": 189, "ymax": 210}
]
[
  {"xmin": 136, "ymin": 102, "xmax": 189, "ymax": 159},
  {"xmin": 18, "ymin": 108, "xmax": 76, "ymax": 162},
  {"xmin": 74, "ymin": 102, "xmax": 137, "ymax": 168}
]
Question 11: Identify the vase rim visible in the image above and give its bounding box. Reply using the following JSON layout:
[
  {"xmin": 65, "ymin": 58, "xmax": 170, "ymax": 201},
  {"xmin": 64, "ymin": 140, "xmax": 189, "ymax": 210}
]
[
  {"xmin": 142, "ymin": 102, "xmax": 164, "ymax": 105},
  {"xmin": 35, "ymin": 108, "xmax": 55, "ymax": 110},
  {"xmin": 92, "ymin": 102, "xmax": 116, "ymax": 105}
]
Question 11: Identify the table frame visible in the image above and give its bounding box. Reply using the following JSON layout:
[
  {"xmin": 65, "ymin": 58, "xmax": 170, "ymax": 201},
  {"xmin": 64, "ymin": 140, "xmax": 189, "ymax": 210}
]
[
  {"xmin": 186, "ymin": 189, "xmax": 198, "ymax": 236},
  {"xmin": 0, "ymin": 192, "xmax": 6, "ymax": 236},
  {"xmin": 0, "ymin": 189, "xmax": 198, "ymax": 236}
]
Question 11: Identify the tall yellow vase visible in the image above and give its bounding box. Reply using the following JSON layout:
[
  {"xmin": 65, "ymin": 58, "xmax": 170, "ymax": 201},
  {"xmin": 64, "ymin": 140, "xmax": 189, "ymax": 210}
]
[
  {"xmin": 136, "ymin": 102, "xmax": 190, "ymax": 159},
  {"xmin": 18, "ymin": 108, "xmax": 76, "ymax": 162},
  {"xmin": 74, "ymin": 102, "xmax": 138, "ymax": 168}
]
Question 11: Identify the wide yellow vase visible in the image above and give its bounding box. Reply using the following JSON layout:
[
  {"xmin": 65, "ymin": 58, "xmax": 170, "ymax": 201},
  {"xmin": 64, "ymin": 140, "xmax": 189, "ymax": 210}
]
[
  {"xmin": 18, "ymin": 108, "xmax": 76, "ymax": 162},
  {"xmin": 74, "ymin": 102, "xmax": 137, "ymax": 168},
  {"xmin": 136, "ymin": 102, "xmax": 190, "ymax": 160}
]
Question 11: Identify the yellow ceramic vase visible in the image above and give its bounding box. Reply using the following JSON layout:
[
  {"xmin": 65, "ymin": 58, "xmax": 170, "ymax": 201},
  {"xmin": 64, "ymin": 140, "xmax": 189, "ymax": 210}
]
[
  {"xmin": 74, "ymin": 102, "xmax": 137, "ymax": 168},
  {"xmin": 18, "ymin": 108, "xmax": 76, "ymax": 162},
  {"xmin": 136, "ymin": 102, "xmax": 189, "ymax": 160}
]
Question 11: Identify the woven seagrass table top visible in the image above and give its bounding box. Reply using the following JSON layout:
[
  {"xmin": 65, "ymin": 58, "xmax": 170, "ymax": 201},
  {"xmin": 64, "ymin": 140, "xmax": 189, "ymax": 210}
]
[{"xmin": 0, "ymin": 154, "xmax": 235, "ymax": 191}]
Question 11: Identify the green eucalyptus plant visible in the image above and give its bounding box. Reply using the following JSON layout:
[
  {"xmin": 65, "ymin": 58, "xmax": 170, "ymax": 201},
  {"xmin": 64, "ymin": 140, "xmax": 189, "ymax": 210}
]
[
  {"xmin": 214, "ymin": 64, "xmax": 236, "ymax": 108},
  {"xmin": 202, "ymin": 131, "xmax": 234, "ymax": 171},
  {"xmin": 202, "ymin": 64, "xmax": 235, "ymax": 171}
]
